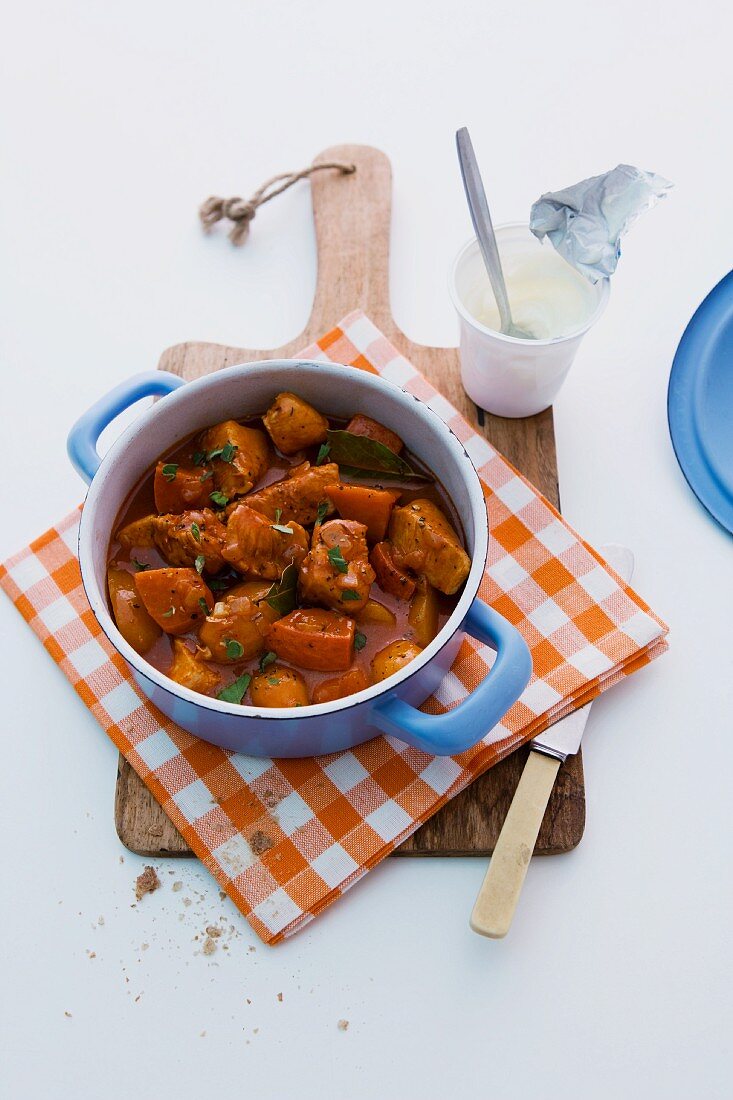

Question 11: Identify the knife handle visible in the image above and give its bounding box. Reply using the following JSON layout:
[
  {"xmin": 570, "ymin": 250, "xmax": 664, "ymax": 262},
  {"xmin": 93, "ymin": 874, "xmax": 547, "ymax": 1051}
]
[{"xmin": 470, "ymin": 751, "xmax": 562, "ymax": 939}]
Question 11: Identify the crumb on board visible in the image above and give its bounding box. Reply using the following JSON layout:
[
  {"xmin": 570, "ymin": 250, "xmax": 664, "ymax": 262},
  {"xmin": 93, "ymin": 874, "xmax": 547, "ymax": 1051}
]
[
  {"xmin": 277, "ymin": 992, "xmax": 283, "ymax": 1002},
  {"xmin": 135, "ymin": 865, "xmax": 161, "ymax": 901},
  {"xmin": 337, "ymin": 1019, "xmax": 349, "ymax": 1031},
  {"xmin": 205, "ymin": 925, "xmax": 222, "ymax": 939},
  {"xmin": 172, "ymin": 881, "xmax": 183, "ymax": 893},
  {"xmin": 64, "ymin": 1011, "xmax": 72, "ymax": 1019},
  {"xmin": 202, "ymin": 936, "xmax": 217, "ymax": 956}
]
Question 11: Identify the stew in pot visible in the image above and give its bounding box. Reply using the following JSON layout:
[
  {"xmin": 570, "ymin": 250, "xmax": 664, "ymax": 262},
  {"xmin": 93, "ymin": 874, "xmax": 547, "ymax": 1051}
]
[{"xmin": 106, "ymin": 393, "xmax": 472, "ymax": 708}]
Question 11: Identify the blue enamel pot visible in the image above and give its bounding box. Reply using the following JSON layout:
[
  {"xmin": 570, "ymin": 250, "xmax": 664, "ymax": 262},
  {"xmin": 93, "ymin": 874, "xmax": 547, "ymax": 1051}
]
[{"xmin": 68, "ymin": 361, "xmax": 531, "ymax": 757}]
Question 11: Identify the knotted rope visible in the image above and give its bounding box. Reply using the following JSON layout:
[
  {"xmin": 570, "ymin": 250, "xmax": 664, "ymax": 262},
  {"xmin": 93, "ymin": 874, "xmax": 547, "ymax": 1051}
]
[{"xmin": 199, "ymin": 160, "xmax": 356, "ymax": 245}]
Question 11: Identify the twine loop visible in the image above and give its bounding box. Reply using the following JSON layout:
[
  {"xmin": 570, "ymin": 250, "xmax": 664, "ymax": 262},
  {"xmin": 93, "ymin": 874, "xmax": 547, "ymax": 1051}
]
[{"xmin": 199, "ymin": 161, "xmax": 356, "ymax": 245}]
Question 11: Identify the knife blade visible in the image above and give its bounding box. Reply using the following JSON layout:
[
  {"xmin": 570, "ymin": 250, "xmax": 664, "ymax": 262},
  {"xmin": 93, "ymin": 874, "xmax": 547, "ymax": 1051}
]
[{"xmin": 470, "ymin": 544, "xmax": 634, "ymax": 939}]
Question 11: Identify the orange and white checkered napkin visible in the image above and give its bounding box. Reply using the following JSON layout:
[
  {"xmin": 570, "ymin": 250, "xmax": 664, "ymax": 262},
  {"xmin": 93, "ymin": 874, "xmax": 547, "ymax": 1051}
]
[{"xmin": 0, "ymin": 312, "xmax": 668, "ymax": 944}]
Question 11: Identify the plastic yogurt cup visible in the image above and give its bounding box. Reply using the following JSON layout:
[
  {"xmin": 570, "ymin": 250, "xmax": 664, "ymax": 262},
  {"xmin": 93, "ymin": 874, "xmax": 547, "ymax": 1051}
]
[{"xmin": 449, "ymin": 223, "xmax": 610, "ymax": 418}]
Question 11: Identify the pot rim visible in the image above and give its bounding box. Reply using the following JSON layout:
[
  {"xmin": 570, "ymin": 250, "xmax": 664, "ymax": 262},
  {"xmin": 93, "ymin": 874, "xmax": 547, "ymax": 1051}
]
[{"xmin": 78, "ymin": 359, "xmax": 489, "ymax": 720}]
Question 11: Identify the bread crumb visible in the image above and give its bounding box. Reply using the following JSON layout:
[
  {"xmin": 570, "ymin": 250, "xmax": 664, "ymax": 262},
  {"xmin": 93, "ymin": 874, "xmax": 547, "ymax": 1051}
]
[
  {"xmin": 202, "ymin": 936, "xmax": 217, "ymax": 956},
  {"xmin": 141, "ymin": 943, "xmax": 149, "ymax": 951},
  {"xmin": 172, "ymin": 881, "xmax": 183, "ymax": 893},
  {"xmin": 276, "ymin": 992, "xmax": 283, "ymax": 1002},
  {"xmin": 337, "ymin": 1019, "xmax": 349, "ymax": 1031},
  {"xmin": 64, "ymin": 1011, "xmax": 72, "ymax": 1019},
  {"xmin": 98, "ymin": 915, "xmax": 105, "ymax": 926},
  {"xmin": 250, "ymin": 830, "xmax": 274, "ymax": 856},
  {"xmin": 200, "ymin": 1031, "xmax": 206, "ymax": 1038},
  {"xmin": 134, "ymin": 866, "xmax": 160, "ymax": 901},
  {"xmin": 183, "ymin": 897, "xmax": 192, "ymax": 907},
  {"xmin": 205, "ymin": 925, "xmax": 222, "ymax": 939},
  {"xmin": 218, "ymin": 890, "xmax": 227, "ymax": 901}
]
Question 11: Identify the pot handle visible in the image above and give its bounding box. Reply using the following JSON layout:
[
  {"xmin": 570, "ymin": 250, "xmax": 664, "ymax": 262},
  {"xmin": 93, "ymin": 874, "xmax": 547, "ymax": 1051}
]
[
  {"xmin": 371, "ymin": 599, "xmax": 532, "ymax": 756},
  {"xmin": 67, "ymin": 371, "xmax": 185, "ymax": 485}
]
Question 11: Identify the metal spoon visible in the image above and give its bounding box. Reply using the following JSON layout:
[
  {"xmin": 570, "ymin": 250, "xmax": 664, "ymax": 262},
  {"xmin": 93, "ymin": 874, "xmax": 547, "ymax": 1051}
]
[{"xmin": 455, "ymin": 127, "xmax": 531, "ymax": 339}]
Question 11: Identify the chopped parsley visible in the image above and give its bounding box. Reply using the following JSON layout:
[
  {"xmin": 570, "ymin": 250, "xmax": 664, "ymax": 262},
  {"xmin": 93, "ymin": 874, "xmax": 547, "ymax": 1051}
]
[
  {"xmin": 216, "ymin": 672, "xmax": 251, "ymax": 704},
  {"xmin": 267, "ymin": 676, "xmax": 280, "ymax": 686},
  {"xmin": 161, "ymin": 606, "xmax": 175, "ymax": 618},
  {"xmin": 341, "ymin": 590, "xmax": 360, "ymax": 601},
  {"xmin": 194, "ymin": 554, "xmax": 205, "ymax": 575},
  {"xmin": 259, "ymin": 650, "xmax": 277, "ymax": 673},
  {"xmin": 327, "ymin": 545, "xmax": 348, "ymax": 574},
  {"xmin": 198, "ymin": 597, "xmax": 211, "ymax": 616},
  {"xmin": 354, "ymin": 632, "xmax": 367, "ymax": 651},
  {"xmin": 315, "ymin": 499, "xmax": 330, "ymax": 525},
  {"xmin": 191, "ymin": 521, "xmax": 201, "ymax": 541},
  {"xmin": 210, "ymin": 490, "xmax": 229, "ymax": 508},
  {"xmin": 192, "ymin": 450, "xmax": 206, "ymax": 467},
  {"xmin": 224, "ymin": 638, "xmax": 244, "ymax": 660},
  {"xmin": 315, "ymin": 442, "xmax": 330, "ymax": 466},
  {"xmin": 132, "ymin": 559, "xmax": 149, "ymax": 572},
  {"xmin": 207, "ymin": 441, "xmax": 238, "ymax": 464},
  {"xmin": 272, "ymin": 523, "xmax": 294, "ymax": 535},
  {"xmin": 161, "ymin": 463, "xmax": 178, "ymax": 482},
  {"xmin": 199, "ymin": 469, "xmax": 213, "ymax": 482},
  {"xmin": 209, "ymin": 578, "xmax": 229, "ymax": 591}
]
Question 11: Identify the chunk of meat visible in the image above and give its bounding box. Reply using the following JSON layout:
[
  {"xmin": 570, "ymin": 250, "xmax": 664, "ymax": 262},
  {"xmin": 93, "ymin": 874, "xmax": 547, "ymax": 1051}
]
[
  {"xmin": 266, "ymin": 608, "xmax": 355, "ymax": 671},
  {"xmin": 199, "ymin": 420, "xmax": 271, "ymax": 500},
  {"xmin": 345, "ymin": 414, "xmax": 404, "ymax": 455},
  {"xmin": 107, "ymin": 567, "xmax": 161, "ymax": 654},
  {"xmin": 168, "ymin": 639, "xmax": 220, "ymax": 695},
  {"xmin": 116, "ymin": 516, "xmax": 157, "ymax": 550},
  {"xmin": 221, "ymin": 504, "xmax": 309, "ymax": 580},
  {"xmin": 154, "ymin": 462, "xmax": 212, "ymax": 514},
  {"xmin": 117, "ymin": 510, "xmax": 226, "ymax": 573},
  {"xmin": 198, "ymin": 581, "xmax": 280, "ymax": 663},
  {"xmin": 134, "ymin": 568, "xmax": 214, "ymax": 635},
  {"xmin": 262, "ymin": 392, "xmax": 328, "ymax": 455},
  {"xmin": 298, "ymin": 519, "xmax": 375, "ymax": 613},
  {"xmin": 250, "ymin": 664, "xmax": 309, "ymax": 708},
  {"xmin": 324, "ymin": 483, "xmax": 401, "ymax": 542},
  {"xmin": 246, "ymin": 462, "xmax": 340, "ymax": 526},
  {"xmin": 370, "ymin": 639, "xmax": 423, "ymax": 684},
  {"xmin": 369, "ymin": 541, "xmax": 416, "ymax": 600},
  {"xmin": 388, "ymin": 499, "xmax": 471, "ymax": 596},
  {"xmin": 408, "ymin": 576, "xmax": 440, "ymax": 647},
  {"xmin": 150, "ymin": 510, "xmax": 227, "ymax": 572},
  {"xmin": 311, "ymin": 668, "xmax": 369, "ymax": 705}
]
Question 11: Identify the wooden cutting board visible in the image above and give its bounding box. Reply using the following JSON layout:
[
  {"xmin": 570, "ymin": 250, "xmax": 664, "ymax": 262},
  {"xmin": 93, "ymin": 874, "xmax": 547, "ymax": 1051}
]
[{"xmin": 115, "ymin": 144, "xmax": 585, "ymax": 858}]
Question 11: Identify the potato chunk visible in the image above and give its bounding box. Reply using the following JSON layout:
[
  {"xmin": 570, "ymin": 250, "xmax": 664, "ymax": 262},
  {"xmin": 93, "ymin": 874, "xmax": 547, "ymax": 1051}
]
[
  {"xmin": 199, "ymin": 581, "xmax": 280, "ymax": 664},
  {"xmin": 168, "ymin": 639, "xmax": 220, "ymax": 695},
  {"xmin": 266, "ymin": 608, "xmax": 355, "ymax": 671},
  {"xmin": 388, "ymin": 500, "xmax": 470, "ymax": 596},
  {"xmin": 263, "ymin": 392, "xmax": 328, "ymax": 455},
  {"xmin": 246, "ymin": 462, "xmax": 340, "ymax": 526},
  {"xmin": 345, "ymin": 414, "xmax": 404, "ymax": 455},
  {"xmin": 356, "ymin": 598, "xmax": 397, "ymax": 626},
  {"xmin": 250, "ymin": 664, "xmax": 309, "ymax": 708},
  {"xmin": 134, "ymin": 567, "xmax": 213, "ymax": 635},
  {"xmin": 408, "ymin": 576, "xmax": 440, "ymax": 647},
  {"xmin": 299, "ymin": 519, "xmax": 375, "ymax": 613},
  {"xmin": 154, "ymin": 462, "xmax": 212, "ymax": 514},
  {"xmin": 221, "ymin": 503, "xmax": 309, "ymax": 580},
  {"xmin": 370, "ymin": 639, "xmax": 423, "ymax": 684},
  {"xmin": 312, "ymin": 668, "xmax": 369, "ymax": 704},
  {"xmin": 200, "ymin": 420, "xmax": 270, "ymax": 499},
  {"xmin": 107, "ymin": 567, "xmax": 161, "ymax": 654}
]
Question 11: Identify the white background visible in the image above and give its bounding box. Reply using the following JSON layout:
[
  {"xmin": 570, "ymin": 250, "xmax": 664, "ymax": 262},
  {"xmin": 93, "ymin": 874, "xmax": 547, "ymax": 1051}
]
[{"xmin": 1, "ymin": 2, "xmax": 731, "ymax": 1097}]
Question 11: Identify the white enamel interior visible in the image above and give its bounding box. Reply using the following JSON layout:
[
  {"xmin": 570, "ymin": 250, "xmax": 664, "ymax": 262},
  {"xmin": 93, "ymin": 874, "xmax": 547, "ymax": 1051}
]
[{"xmin": 78, "ymin": 360, "xmax": 489, "ymax": 718}]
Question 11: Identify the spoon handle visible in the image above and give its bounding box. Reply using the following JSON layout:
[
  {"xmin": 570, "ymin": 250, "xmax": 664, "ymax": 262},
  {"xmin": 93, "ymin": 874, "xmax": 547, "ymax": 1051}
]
[{"xmin": 455, "ymin": 127, "xmax": 514, "ymax": 335}]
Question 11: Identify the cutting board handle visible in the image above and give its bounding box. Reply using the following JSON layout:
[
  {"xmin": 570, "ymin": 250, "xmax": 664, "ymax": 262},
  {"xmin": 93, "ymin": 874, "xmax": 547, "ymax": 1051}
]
[{"xmin": 308, "ymin": 145, "xmax": 394, "ymax": 336}]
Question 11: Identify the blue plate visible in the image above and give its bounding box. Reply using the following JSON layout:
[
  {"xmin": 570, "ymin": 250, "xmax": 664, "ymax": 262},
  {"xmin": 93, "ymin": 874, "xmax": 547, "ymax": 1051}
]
[{"xmin": 667, "ymin": 270, "xmax": 733, "ymax": 535}]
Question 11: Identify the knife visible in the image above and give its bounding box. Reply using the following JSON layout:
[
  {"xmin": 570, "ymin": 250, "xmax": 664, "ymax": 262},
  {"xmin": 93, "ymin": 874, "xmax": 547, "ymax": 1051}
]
[{"xmin": 469, "ymin": 544, "xmax": 634, "ymax": 939}]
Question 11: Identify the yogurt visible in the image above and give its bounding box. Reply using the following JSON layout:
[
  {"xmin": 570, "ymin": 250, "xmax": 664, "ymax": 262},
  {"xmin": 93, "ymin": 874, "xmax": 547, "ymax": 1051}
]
[
  {"xmin": 462, "ymin": 240, "xmax": 598, "ymax": 341},
  {"xmin": 449, "ymin": 224, "xmax": 610, "ymax": 417}
]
